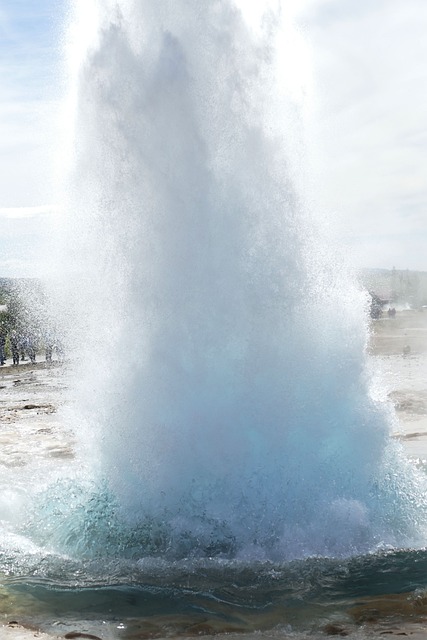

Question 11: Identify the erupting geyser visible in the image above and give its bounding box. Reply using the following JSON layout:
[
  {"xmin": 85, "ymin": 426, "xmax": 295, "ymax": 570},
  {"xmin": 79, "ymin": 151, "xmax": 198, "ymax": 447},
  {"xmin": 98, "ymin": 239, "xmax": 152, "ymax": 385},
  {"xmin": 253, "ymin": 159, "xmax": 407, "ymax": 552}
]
[{"xmin": 53, "ymin": 0, "xmax": 427, "ymax": 561}]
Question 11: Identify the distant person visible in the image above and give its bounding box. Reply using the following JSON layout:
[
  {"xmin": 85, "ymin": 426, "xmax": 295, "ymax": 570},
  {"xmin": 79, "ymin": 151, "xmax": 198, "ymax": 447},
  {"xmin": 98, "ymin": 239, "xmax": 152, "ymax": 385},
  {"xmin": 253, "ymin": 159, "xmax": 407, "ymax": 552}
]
[
  {"xmin": 370, "ymin": 300, "xmax": 382, "ymax": 319},
  {"xmin": 56, "ymin": 338, "xmax": 65, "ymax": 363},
  {"xmin": 10, "ymin": 330, "xmax": 20, "ymax": 366},
  {"xmin": 16, "ymin": 326, "xmax": 26, "ymax": 360},
  {"xmin": 25, "ymin": 334, "xmax": 37, "ymax": 364},
  {"xmin": 20, "ymin": 333, "xmax": 29, "ymax": 361},
  {"xmin": 44, "ymin": 330, "xmax": 54, "ymax": 363},
  {"xmin": 0, "ymin": 328, "xmax": 6, "ymax": 366}
]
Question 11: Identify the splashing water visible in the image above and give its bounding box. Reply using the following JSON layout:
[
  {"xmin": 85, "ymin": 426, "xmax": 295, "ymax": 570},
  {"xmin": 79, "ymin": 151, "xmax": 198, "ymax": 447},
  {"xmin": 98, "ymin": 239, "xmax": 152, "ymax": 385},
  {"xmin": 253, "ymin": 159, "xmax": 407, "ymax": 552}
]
[{"xmin": 46, "ymin": 0, "xmax": 427, "ymax": 563}]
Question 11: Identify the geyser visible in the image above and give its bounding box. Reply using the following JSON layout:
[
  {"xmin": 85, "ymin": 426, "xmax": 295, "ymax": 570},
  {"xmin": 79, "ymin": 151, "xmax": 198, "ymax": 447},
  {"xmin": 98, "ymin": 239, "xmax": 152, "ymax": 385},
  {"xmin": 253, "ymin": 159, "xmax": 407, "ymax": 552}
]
[{"xmin": 55, "ymin": 0, "xmax": 427, "ymax": 561}]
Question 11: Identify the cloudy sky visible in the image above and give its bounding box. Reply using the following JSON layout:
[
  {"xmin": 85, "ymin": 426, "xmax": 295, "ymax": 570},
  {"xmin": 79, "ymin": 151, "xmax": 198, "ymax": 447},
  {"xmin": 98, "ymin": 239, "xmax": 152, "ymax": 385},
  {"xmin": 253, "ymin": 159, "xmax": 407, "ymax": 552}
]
[
  {"xmin": 0, "ymin": 0, "xmax": 65, "ymax": 276},
  {"xmin": 0, "ymin": 0, "xmax": 426, "ymax": 276},
  {"xmin": 303, "ymin": 0, "xmax": 427, "ymax": 272}
]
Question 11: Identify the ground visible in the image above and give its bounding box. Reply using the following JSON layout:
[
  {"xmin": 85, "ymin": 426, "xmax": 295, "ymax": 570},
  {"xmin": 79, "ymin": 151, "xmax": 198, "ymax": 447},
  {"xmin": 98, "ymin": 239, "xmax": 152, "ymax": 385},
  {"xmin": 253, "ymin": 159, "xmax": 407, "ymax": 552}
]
[{"xmin": 1, "ymin": 309, "xmax": 427, "ymax": 639}]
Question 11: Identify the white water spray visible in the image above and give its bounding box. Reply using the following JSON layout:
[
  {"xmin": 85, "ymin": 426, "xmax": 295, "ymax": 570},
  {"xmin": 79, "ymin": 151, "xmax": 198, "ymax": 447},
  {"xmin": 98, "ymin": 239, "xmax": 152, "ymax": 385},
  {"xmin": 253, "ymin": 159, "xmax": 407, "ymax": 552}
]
[{"xmin": 53, "ymin": 0, "xmax": 427, "ymax": 561}]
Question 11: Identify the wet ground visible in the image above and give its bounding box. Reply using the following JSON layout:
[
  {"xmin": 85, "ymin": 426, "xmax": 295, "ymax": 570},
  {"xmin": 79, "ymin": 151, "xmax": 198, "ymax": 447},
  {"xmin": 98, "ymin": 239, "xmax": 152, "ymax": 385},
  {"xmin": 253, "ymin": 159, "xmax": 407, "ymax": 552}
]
[
  {"xmin": 0, "ymin": 361, "xmax": 73, "ymax": 470},
  {"xmin": 0, "ymin": 311, "xmax": 427, "ymax": 639},
  {"xmin": 369, "ymin": 309, "xmax": 427, "ymax": 462}
]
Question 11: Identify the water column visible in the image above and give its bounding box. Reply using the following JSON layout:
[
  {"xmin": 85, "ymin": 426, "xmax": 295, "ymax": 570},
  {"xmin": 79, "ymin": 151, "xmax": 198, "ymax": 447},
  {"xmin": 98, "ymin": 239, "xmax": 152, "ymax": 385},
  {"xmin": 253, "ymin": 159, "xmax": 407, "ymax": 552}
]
[{"xmin": 57, "ymin": 0, "xmax": 427, "ymax": 560}]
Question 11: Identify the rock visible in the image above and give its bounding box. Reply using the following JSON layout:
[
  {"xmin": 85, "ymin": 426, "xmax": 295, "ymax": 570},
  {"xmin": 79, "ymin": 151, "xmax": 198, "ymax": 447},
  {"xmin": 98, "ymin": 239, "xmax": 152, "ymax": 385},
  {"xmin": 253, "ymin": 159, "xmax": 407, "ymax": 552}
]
[
  {"xmin": 322, "ymin": 623, "xmax": 349, "ymax": 636},
  {"xmin": 64, "ymin": 633, "xmax": 103, "ymax": 640}
]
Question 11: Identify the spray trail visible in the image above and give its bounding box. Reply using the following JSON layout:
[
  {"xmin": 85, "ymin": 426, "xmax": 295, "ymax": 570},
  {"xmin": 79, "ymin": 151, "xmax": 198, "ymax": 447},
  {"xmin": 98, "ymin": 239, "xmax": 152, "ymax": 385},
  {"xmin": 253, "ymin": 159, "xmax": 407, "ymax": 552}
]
[{"xmin": 54, "ymin": 0, "xmax": 427, "ymax": 560}]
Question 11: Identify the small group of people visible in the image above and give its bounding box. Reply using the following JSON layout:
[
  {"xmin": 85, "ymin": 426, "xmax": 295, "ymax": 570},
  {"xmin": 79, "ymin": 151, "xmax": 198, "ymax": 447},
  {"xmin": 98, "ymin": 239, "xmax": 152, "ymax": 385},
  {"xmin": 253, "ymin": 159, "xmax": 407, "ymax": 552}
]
[{"xmin": 0, "ymin": 326, "xmax": 60, "ymax": 367}]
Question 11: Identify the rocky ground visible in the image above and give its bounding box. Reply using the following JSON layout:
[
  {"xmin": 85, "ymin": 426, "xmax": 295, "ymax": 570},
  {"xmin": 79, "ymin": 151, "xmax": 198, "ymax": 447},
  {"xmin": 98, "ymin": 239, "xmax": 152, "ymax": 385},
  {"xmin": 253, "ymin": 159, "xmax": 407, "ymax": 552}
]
[
  {"xmin": 369, "ymin": 309, "xmax": 427, "ymax": 462},
  {"xmin": 0, "ymin": 361, "xmax": 73, "ymax": 468}
]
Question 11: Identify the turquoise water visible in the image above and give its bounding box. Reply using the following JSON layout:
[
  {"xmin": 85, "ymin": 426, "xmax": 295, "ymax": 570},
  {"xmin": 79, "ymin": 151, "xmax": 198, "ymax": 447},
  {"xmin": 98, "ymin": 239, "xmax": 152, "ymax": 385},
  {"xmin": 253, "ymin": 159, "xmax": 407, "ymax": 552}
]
[{"xmin": 1, "ymin": 547, "xmax": 427, "ymax": 637}]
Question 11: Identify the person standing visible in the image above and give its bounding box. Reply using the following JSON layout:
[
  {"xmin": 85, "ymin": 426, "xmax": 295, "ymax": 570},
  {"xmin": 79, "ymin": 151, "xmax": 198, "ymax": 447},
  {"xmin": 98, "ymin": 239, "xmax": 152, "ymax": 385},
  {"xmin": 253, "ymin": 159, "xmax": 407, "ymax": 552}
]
[
  {"xmin": 10, "ymin": 330, "xmax": 20, "ymax": 366},
  {"xmin": 45, "ymin": 331, "xmax": 53, "ymax": 363},
  {"xmin": 0, "ymin": 327, "xmax": 6, "ymax": 365},
  {"xmin": 26, "ymin": 333, "xmax": 37, "ymax": 364}
]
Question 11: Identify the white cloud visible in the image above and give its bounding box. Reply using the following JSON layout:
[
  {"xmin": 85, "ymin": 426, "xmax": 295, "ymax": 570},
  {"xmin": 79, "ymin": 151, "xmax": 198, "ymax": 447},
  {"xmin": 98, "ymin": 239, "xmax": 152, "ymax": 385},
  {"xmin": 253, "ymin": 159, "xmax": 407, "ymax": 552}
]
[
  {"xmin": 0, "ymin": 205, "xmax": 55, "ymax": 219},
  {"xmin": 301, "ymin": 0, "xmax": 427, "ymax": 270},
  {"xmin": 0, "ymin": 206, "xmax": 56, "ymax": 277},
  {"xmin": 0, "ymin": 1, "xmax": 63, "ymax": 210}
]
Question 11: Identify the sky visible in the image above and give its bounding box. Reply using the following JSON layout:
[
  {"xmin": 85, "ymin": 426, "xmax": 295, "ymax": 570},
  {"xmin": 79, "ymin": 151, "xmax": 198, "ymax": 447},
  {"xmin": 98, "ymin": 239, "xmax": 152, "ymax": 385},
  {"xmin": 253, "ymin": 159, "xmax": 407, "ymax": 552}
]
[
  {"xmin": 0, "ymin": 0, "xmax": 426, "ymax": 276},
  {"xmin": 0, "ymin": 0, "xmax": 64, "ymax": 276},
  {"xmin": 303, "ymin": 0, "xmax": 427, "ymax": 272}
]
